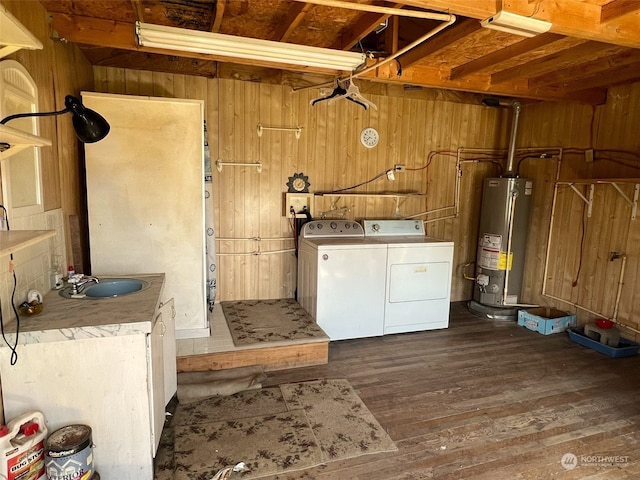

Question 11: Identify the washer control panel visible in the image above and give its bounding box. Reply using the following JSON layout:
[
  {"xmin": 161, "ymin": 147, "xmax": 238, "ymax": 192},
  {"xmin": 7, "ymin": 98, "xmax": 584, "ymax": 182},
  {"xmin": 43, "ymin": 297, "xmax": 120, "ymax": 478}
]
[
  {"xmin": 362, "ymin": 219, "xmax": 425, "ymax": 236},
  {"xmin": 301, "ymin": 220, "xmax": 364, "ymax": 238}
]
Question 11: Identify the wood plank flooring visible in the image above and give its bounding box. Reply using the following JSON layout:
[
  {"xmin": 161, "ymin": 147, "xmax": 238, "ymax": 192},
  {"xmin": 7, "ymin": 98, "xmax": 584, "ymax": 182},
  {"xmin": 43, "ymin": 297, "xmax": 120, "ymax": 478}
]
[{"xmin": 254, "ymin": 302, "xmax": 640, "ymax": 479}]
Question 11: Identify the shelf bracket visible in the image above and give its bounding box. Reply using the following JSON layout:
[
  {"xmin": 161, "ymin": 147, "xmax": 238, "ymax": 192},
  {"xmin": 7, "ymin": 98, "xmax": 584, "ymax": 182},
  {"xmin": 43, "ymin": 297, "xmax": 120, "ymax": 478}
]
[
  {"xmin": 568, "ymin": 183, "xmax": 594, "ymax": 217},
  {"xmin": 257, "ymin": 124, "xmax": 302, "ymax": 139},
  {"xmin": 610, "ymin": 182, "xmax": 639, "ymax": 220},
  {"xmin": 216, "ymin": 160, "xmax": 262, "ymax": 173}
]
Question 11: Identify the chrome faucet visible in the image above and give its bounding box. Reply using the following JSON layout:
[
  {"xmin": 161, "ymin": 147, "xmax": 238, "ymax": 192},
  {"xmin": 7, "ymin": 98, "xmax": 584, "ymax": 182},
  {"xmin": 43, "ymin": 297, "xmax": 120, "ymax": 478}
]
[{"xmin": 71, "ymin": 276, "xmax": 100, "ymax": 295}]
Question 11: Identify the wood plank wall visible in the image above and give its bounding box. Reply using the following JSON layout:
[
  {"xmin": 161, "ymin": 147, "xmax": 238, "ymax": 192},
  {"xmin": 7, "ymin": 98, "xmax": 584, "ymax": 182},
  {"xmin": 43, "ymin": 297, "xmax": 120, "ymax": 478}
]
[
  {"xmin": 518, "ymin": 91, "xmax": 640, "ymax": 339},
  {"xmin": 2, "ymin": 0, "xmax": 95, "ymax": 268},
  {"xmin": 92, "ymin": 67, "xmax": 640, "ymax": 339}
]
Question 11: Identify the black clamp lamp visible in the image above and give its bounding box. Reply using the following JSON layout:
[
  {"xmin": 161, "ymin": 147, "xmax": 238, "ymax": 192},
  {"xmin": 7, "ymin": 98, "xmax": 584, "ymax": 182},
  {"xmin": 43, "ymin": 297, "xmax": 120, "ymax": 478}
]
[{"xmin": 0, "ymin": 95, "xmax": 110, "ymax": 152}]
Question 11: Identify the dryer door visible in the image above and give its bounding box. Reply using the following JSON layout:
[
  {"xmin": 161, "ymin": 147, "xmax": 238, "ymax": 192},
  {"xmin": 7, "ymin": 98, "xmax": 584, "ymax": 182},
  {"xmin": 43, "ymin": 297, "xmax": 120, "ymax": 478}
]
[{"xmin": 388, "ymin": 262, "xmax": 450, "ymax": 302}]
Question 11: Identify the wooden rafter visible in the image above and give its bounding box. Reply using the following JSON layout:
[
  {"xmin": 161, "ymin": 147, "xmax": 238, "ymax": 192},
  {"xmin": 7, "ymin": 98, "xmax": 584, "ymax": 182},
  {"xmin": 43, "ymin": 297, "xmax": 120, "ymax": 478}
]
[
  {"xmin": 449, "ymin": 33, "xmax": 564, "ymax": 80},
  {"xmin": 558, "ymin": 61, "xmax": 640, "ymax": 92},
  {"xmin": 384, "ymin": 16, "xmax": 400, "ymax": 55},
  {"xmin": 398, "ymin": 18, "xmax": 481, "ymax": 69},
  {"xmin": 84, "ymin": 48, "xmax": 218, "ymax": 77},
  {"xmin": 130, "ymin": 0, "xmax": 145, "ymax": 23},
  {"xmin": 48, "ymin": 13, "xmax": 356, "ymax": 75},
  {"xmin": 600, "ymin": 0, "xmax": 640, "ymax": 23},
  {"xmin": 274, "ymin": 2, "xmax": 311, "ymax": 42},
  {"xmin": 372, "ymin": 61, "xmax": 608, "ymax": 104},
  {"xmin": 330, "ymin": 9, "xmax": 392, "ymax": 51},
  {"xmin": 401, "ymin": 0, "xmax": 640, "ymax": 47},
  {"xmin": 530, "ymin": 48, "xmax": 640, "ymax": 88},
  {"xmin": 491, "ymin": 41, "xmax": 630, "ymax": 84},
  {"xmin": 211, "ymin": 0, "xmax": 226, "ymax": 33}
]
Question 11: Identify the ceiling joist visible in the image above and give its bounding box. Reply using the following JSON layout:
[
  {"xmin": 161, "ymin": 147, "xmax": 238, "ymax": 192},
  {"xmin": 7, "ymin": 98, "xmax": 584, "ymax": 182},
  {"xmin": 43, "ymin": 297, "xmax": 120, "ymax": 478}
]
[{"xmin": 41, "ymin": 1, "xmax": 640, "ymax": 106}]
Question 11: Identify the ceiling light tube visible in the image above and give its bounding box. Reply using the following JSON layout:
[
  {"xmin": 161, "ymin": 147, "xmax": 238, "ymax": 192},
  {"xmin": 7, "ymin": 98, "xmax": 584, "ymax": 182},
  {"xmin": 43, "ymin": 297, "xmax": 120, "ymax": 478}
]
[
  {"xmin": 135, "ymin": 22, "xmax": 366, "ymax": 71},
  {"xmin": 480, "ymin": 11, "xmax": 551, "ymax": 37}
]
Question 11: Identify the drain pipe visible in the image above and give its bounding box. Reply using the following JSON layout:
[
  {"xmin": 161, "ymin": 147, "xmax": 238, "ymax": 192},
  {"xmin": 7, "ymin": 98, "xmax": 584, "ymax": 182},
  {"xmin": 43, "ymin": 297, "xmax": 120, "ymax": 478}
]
[{"xmin": 482, "ymin": 98, "xmax": 522, "ymax": 177}]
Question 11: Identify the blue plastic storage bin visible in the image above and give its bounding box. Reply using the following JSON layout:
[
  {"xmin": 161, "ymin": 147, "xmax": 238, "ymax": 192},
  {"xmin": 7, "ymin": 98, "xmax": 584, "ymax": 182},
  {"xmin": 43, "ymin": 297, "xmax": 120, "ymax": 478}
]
[{"xmin": 567, "ymin": 327, "xmax": 640, "ymax": 358}]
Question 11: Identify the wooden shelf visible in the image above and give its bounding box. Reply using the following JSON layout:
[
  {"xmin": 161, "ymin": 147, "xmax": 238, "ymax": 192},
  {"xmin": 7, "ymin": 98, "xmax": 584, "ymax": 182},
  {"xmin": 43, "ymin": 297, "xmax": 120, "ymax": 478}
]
[
  {"xmin": 0, "ymin": 230, "xmax": 56, "ymax": 258},
  {"xmin": 314, "ymin": 192, "xmax": 427, "ymax": 198},
  {"xmin": 0, "ymin": 124, "xmax": 52, "ymax": 161},
  {"xmin": 0, "ymin": 4, "xmax": 43, "ymax": 58}
]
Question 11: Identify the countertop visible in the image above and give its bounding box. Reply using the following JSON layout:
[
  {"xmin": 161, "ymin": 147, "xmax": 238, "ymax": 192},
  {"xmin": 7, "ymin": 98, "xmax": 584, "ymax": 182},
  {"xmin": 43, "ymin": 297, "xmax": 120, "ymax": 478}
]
[{"xmin": 1, "ymin": 273, "xmax": 165, "ymax": 345}]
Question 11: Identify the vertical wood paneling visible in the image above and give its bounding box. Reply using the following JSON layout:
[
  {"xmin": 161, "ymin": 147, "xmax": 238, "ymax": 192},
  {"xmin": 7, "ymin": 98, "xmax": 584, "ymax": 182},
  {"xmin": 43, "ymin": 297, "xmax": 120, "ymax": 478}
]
[{"xmin": 90, "ymin": 66, "xmax": 640, "ymax": 333}]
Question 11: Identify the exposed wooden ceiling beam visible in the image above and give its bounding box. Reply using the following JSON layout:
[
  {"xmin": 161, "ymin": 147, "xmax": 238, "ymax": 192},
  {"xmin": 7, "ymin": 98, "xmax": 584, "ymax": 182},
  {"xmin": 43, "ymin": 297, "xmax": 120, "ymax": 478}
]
[
  {"xmin": 600, "ymin": 0, "xmax": 640, "ymax": 23},
  {"xmin": 530, "ymin": 48, "xmax": 640, "ymax": 88},
  {"xmin": 385, "ymin": 16, "xmax": 400, "ymax": 55},
  {"xmin": 48, "ymin": 13, "xmax": 353, "ymax": 75},
  {"xmin": 85, "ymin": 48, "xmax": 218, "ymax": 77},
  {"xmin": 130, "ymin": 0, "xmax": 145, "ymax": 23},
  {"xmin": 274, "ymin": 2, "xmax": 312, "ymax": 42},
  {"xmin": 449, "ymin": 33, "xmax": 564, "ymax": 80},
  {"xmin": 401, "ymin": 0, "xmax": 640, "ymax": 48},
  {"xmin": 398, "ymin": 18, "xmax": 481, "ymax": 69},
  {"xmin": 211, "ymin": 0, "xmax": 226, "ymax": 33},
  {"xmin": 369, "ymin": 62, "xmax": 608, "ymax": 105},
  {"xmin": 292, "ymin": 0, "xmax": 452, "ymax": 21},
  {"xmin": 330, "ymin": 3, "xmax": 402, "ymax": 51},
  {"xmin": 557, "ymin": 61, "xmax": 640, "ymax": 92},
  {"xmin": 397, "ymin": 1, "xmax": 496, "ymax": 19},
  {"xmin": 491, "ymin": 41, "xmax": 629, "ymax": 84}
]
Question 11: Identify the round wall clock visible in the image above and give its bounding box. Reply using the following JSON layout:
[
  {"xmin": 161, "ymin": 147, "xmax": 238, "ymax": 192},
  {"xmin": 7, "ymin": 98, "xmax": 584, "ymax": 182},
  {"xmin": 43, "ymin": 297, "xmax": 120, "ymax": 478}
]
[
  {"xmin": 360, "ymin": 127, "xmax": 379, "ymax": 148},
  {"xmin": 286, "ymin": 172, "xmax": 310, "ymax": 193}
]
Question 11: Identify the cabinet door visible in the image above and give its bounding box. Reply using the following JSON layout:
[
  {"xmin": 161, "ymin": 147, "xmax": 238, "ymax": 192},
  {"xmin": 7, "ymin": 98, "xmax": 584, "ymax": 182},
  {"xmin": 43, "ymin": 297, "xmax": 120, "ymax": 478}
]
[
  {"xmin": 149, "ymin": 317, "xmax": 165, "ymax": 456},
  {"xmin": 159, "ymin": 298, "xmax": 177, "ymax": 406}
]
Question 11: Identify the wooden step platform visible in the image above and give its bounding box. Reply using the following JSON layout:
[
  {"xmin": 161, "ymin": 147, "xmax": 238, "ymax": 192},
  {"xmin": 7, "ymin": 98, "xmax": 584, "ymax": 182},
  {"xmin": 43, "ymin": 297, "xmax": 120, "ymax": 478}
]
[{"xmin": 176, "ymin": 303, "xmax": 329, "ymax": 372}]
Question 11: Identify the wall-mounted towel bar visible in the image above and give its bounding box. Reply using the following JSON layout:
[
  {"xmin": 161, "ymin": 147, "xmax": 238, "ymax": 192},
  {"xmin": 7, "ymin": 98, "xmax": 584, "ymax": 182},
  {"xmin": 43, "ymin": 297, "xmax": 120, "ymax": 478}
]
[
  {"xmin": 257, "ymin": 124, "xmax": 302, "ymax": 139},
  {"xmin": 216, "ymin": 160, "xmax": 262, "ymax": 173}
]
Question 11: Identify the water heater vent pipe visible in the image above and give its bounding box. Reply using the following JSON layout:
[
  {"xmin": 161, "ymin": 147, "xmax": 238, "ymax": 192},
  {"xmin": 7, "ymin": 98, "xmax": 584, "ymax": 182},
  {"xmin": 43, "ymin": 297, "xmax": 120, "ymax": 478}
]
[{"xmin": 482, "ymin": 97, "xmax": 521, "ymax": 177}]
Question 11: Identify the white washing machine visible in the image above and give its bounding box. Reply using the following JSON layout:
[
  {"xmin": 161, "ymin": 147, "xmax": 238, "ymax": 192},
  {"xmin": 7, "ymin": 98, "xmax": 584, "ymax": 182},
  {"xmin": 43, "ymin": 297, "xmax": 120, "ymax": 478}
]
[
  {"xmin": 297, "ymin": 220, "xmax": 388, "ymax": 340},
  {"xmin": 363, "ymin": 220, "xmax": 454, "ymax": 334}
]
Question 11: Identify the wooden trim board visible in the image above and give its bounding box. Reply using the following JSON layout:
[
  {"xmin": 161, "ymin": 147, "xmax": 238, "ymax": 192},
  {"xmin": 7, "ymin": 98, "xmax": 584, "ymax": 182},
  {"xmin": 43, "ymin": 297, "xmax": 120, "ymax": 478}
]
[{"xmin": 176, "ymin": 341, "xmax": 329, "ymax": 372}]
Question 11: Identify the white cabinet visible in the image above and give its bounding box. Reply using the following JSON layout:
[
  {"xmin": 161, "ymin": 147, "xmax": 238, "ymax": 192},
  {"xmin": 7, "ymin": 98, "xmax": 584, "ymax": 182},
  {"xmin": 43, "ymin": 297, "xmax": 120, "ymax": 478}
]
[{"xmin": 0, "ymin": 302, "xmax": 173, "ymax": 479}]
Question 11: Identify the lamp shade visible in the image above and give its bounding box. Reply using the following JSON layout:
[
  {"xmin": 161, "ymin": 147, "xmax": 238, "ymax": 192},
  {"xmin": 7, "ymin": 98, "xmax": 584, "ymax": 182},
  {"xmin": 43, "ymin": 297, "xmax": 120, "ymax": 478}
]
[
  {"xmin": 64, "ymin": 95, "xmax": 110, "ymax": 143},
  {"xmin": 0, "ymin": 95, "xmax": 110, "ymax": 144}
]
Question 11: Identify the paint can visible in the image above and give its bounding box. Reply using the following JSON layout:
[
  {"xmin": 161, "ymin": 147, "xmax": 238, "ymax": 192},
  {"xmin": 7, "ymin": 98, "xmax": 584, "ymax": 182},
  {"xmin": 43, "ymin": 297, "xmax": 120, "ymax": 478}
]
[
  {"xmin": 0, "ymin": 410, "xmax": 47, "ymax": 480},
  {"xmin": 44, "ymin": 425, "xmax": 93, "ymax": 480}
]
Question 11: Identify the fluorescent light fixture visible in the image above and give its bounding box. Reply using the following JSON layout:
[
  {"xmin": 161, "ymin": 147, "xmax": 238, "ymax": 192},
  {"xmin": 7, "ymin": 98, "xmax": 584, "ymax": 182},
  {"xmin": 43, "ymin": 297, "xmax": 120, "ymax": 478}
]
[
  {"xmin": 135, "ymin": 21, "xmax": 366, "ymax": 71},
  {"xmin": 481, "ymin": 11, "xmax": 552, "ymax": 37}
]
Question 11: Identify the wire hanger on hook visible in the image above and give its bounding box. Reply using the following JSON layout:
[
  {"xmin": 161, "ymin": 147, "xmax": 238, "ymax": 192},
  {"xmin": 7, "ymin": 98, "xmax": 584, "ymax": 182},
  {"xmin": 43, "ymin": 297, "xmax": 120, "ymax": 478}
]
[
  {"xmin": 310, "ymin": 78, "xmax": 368, "ymax": 110},
  {"xmin": 338, "ymin": 76, "xmax": 377, "ymax": 111}
]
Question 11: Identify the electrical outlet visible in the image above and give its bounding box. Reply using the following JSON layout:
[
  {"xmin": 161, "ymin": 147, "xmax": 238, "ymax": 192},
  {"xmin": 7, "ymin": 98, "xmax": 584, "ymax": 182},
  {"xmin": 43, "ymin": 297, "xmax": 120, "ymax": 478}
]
[
  {"xmin": 284, "ymin": 193, "xmax": 314, "ymax": 218},
  {"xmin": 394, "ymin": 164, "xmax": 406, "ymax": 172},
  {"xmin": 585, "ymin": 149, "xmax": 594, "ymax": 163}
]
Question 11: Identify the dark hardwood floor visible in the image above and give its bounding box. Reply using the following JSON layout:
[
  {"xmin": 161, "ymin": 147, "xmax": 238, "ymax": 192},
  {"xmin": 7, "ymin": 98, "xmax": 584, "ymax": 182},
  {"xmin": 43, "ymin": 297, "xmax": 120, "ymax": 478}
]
[{"xmin": 258, "ymin": 302, "xmax": 640, "ymax": 479}]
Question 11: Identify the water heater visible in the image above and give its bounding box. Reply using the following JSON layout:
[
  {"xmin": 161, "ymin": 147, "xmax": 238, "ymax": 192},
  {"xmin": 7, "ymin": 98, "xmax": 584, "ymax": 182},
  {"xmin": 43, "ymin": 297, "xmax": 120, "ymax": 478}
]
[{"xmin": 473, "ymin": 177, "xmax": 533, "ymax": 306}]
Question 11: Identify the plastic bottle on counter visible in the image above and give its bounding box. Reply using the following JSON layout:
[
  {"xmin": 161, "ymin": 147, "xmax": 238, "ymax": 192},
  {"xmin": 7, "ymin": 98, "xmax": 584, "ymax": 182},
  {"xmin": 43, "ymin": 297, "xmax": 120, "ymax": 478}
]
[
  {"xmin": 49, "ymin": 257, "xmax": 63, "ymax": 290},
  {"xmin": 67, "ymin": 265, "xmax": 75, "ymax": 279}
]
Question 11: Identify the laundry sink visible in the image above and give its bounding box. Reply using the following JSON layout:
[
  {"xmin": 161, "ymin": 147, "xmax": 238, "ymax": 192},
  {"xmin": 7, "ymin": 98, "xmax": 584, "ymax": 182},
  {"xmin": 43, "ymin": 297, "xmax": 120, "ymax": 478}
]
[{"xmin": 59, "ymin": 278, "xmax": 149, "ymax": 299}]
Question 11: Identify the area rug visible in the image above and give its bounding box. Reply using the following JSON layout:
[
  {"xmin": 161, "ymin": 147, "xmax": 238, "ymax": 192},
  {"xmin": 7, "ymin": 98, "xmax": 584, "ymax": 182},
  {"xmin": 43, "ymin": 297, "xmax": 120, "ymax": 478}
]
[
  {"xmin": 221, "ymin": 298, "xmax": 328, "ymax": 346},
  {"xmin": 163, "ymin": 379, "xmax": 396, "ymax": 480}
]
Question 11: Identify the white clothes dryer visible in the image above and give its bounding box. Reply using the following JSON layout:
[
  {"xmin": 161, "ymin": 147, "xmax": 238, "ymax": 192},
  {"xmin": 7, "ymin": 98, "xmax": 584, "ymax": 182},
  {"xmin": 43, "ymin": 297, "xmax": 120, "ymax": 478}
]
[{"xmin": 363, "ymin": 220, "xmax": 454, "ymax": 334}]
